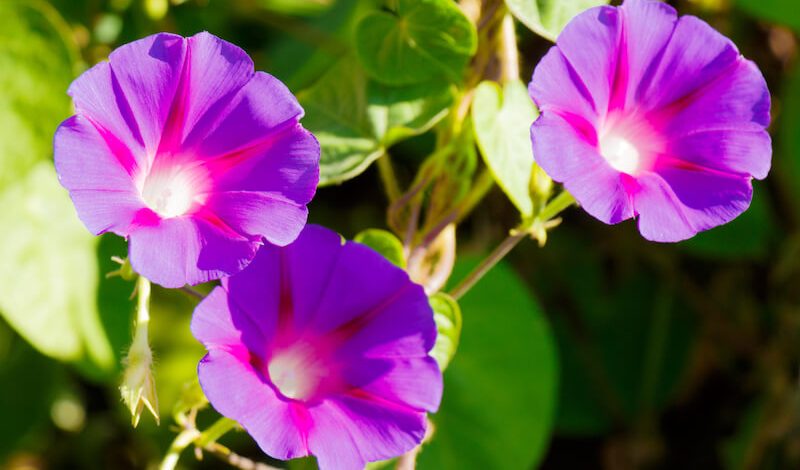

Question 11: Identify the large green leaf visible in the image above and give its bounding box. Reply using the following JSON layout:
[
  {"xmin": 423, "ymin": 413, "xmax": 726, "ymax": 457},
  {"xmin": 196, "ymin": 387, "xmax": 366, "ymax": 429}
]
[
  {"xmin": 418, "ymin": 260, "xmax": 558, "ymax": 469},
  {"xmin": 0, "ymin": 1, "xmax": 132, "ymax": 379},
  {"xmin": 299, "ymin": 57, "xmax": 453, "ymax": 185},
  {"xmin": 354, "ymin": 0, "xmax": 477, "ymax": 86},
  {"xmin": 0, "ymin": 164, "xmax": 122, "ymax": 376},
  {"xmin": 472, "ymin": 80, "xmax": 538, "ymax": 217},
  {"xmin": 506, "ymin": 0, "xmax": 609, "ymax": 42},
  {"xmin": 735, "ymin": 0, "xmax": 800, "ymax": 33},
  {"xmin": 527, "ymin": 231, "xmax": 697, "ymax": 435},
  {"xmin": 0, "ymin": 0, "xmax": 76, "ymax": 188}
]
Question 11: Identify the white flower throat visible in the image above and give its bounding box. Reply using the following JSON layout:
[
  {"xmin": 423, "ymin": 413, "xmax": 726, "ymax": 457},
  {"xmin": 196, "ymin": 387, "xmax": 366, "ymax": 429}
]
[
  {"xmin": 599, "ymin": 134, "xmax": 641, "ymax": 175},
  {"xmin": 141, "ymin": 166, "xmax": 202, "ymax": 218}
]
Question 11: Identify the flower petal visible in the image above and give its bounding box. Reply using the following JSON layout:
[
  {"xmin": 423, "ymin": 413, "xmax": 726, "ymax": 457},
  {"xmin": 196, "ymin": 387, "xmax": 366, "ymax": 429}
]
[
  {"xmin": 529, "ymin": 48, "xmax": 598, "ymax": 123},
  {"xmin": 634, "ymin": 168, "xmax": 753, "ymax": 242},
  {"xmin": 342, "ymin": 357, "xmax": 443, "ymax": 412},
  {"xmin": 67, "ymin": 61, "xmax": 146, "ymax": 175},
  {"xmin": 531, "ymin": 112, "xmax": 634, "ymax": 224},
  {"xmin": 211, "ymin": 125, "xmax": 320, "ymax": 199},
  {"xmin": 666, "ymin": 128, "xmax": 772, "ymax": 180},
  {"xmin": 306, "ymin": 241, "xmax": 414, "ymax": 335},
  {"xmin": 308, "ymin": 396, "xmax": 426, "ymax": 470},
  {"xmin": 334, "ymin": 292, "xmax": 437, "ymax": 361},
  {"xmin": 189, "ymin": 71, "xmax": 304, "ymax": 160},
  {"xmin": 159, "ymin": 32, "xmax": 255, "ymax": 151},
  {"xmin": 54, "ymin": 115, "xmax": 137, "ymax": 191},
  {"xmin": 555, "ymin": 5, "xmax": 620, "ymax": 114},
  {"xmin": 128, "ymin": 216, "xmax": 258, "ymax": 287},
  {"xmin": 618, "ymin": 0, "xmax": 678, "ymax": 108},
  {"xmin": 107, "ymin": 33, "xmax": 187, "ymax": 155},
  {"xmin": 658, "ymin": 57, "xmax": 771, "ymax": 135},
  {"xmin": 190, "ymin": 286, "xmax": 270, "ymax": 356},
  {"xmin": 205, "ymin": 191, "xmax": 308, "ymax": 247},
  {"xmin": 198, "ymin": 350, "xmax": 310, "ymax": 460}
]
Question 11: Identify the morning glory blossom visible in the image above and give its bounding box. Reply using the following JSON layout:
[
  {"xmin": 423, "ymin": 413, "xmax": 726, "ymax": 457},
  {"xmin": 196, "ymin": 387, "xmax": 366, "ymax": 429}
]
[
  {"xmin": 529, "ymin": 0, "xmax": 771, "ymax": 242},
  {"xmin": 191, "ymin": 224, "xmax": 443, "ymax": 470},
  {"xmin": 54, "ymin": 32, "xmax": 319, "ymax": 287}
]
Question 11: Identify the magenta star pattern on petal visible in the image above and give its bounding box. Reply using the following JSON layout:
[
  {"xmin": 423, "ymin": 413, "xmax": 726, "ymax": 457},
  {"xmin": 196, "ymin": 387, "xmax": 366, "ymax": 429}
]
[
  {"xmin": 191, "ymin": 225, "xmax": 443, "ymax": 470},
  {"xmin": 529, "ymin": 0, "xmax": 771, "ymax": 242},
  {"xmin": 54, "ymin": 32, "xmax": 320, "ymax": 287}
]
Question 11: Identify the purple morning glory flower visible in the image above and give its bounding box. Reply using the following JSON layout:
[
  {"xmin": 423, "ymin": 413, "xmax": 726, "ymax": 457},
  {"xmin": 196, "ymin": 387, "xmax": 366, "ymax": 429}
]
[
  {"xmin": 54, "ymin": 32, "xmax": 319, "ymax": 287},
  {"xmin": 529, "ymin": 0, "xmax": 771, "ymax": 242},
  {"xmin": 191, "ymin": 224, "xmax": 443, "ymax": 470}
]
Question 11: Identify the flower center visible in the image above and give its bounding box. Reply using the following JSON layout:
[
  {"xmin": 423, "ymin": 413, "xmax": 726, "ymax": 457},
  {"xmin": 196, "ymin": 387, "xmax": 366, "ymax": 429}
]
[
  {"xmin": 267, "ymin": 344, "xmax": 326, "ymax": 401},
  {"xmin": 141, "ymin": 167, "xmax": 200, "ymax": 218},
  {"xmin": 599, "ymin": 134, "xmax": 641, "ymax": 175}
]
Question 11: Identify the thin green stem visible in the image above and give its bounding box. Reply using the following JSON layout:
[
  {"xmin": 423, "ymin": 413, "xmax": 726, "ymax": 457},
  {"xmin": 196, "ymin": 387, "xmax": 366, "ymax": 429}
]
[
  {"xmin": 449, "ymin": 229, "xmax": 527, "ymax": 300},
  {"xmin": 536, "ymin": 190, "xmax": 576, "ymax": 222},
  {"xmin": 196, "ymin": 417, "xmax": 239, "ymax": 448},
  {"xmin": 180, "ymin": 286, "xmax": 205, "ymax": 300},
  {"xmin": 160, "ymin": 428, "xmax": 201, "ymax": 470},
  {"xmin": 448, "ymin": 190, "xmax": 576, "ymax": 300},
  {"xmin": 377, "ymin": 152, "xmax": 402, "ymax": 203}
]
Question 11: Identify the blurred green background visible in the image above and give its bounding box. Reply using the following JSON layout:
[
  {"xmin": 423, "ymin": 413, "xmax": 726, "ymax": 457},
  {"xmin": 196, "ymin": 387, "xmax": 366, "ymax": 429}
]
[{"xmin": 1, "ymin": 0, "xmax": 799, "ymax": 468}]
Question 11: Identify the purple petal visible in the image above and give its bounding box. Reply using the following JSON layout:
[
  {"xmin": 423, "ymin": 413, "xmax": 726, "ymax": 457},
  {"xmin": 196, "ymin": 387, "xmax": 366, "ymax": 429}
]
[
  {"xmin": 634, "ymin": 169, "xmax": 753, "ymax": 242},
  {"xmin": 334, "ymin": 292, "xmax": 437, "ymax": 361},
  {"xmin": 54, "ymin": 115, "xmax": 145, "ymax": 235},
  {"xmin": 221, "ymin": 243, "xmax": 282, "ymax": 346},
  {"xmin": 657, "ymin": 58, "xmax": 771, "ymax": 135},
  {"xmin": 342, "ymin": 357, "xmax": 443, "ymax": 412},
  {"xmin": 531, "ymin": 112, "xmax": 634, "ymax": 224},
  {"xmin": 529, "ymin": 48, "xmax": 598, "ymax": 123},
  {"xmin": 308, "ymin": 397, "xmax": 426, "ymax": 470},
  {"xmin": 158, "ymin": 32, "xmax": 254, "ymax": 151},
  {"xmin": 54, "ymin": 115, "xmax": 137, "ymax": 192},
  {"xmin": 211, "ymin": 125, "xmax": 320, "ymax": 197},
  {"xmin": 617, "ymin": 0, "xmax": 678, "ymax": 109},
  {"xmin": 305, "ymin": 241, "xmax": 413, "ymax": 335},
  {"xmin": 190, "ymin": 287, "xmax": 270, "ymax": 356},
  {"xmin": 666, "ymin": 129, "xmax": 772, "ymax": 180},
  {"xmin": 198, "ymin": 350, "xmax": 310, "ymax": 460},
  {"xmin": 107, "ymin": 33, "xmax": 186, "ymax": 155},
  {"xmin": 66, "ymin": 62, "xmax": 146, "ymax": 175},
  {"xmin": 128, "ymin": 216, "xmax": 259, "ymax": 287},
  {"xmin": 206, "ymin": 191, "xmax": 308, "ymax": 247},
  {"xmin": 189, "ymin": 71, "xmax": 304, "ymax": 160},
  {"xmin": 639, "ymin": 15, "xmax": 740, "ymax": 113},
  {"xmin": 555, "ymin": 5, "xmax": 620, "ymax": 114}
]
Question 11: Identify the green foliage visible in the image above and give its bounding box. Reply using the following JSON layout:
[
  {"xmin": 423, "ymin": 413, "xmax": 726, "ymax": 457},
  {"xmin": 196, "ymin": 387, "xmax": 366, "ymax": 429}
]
[
  {"xmin": 534, "ymin": 234, "xmax": 697, "ymax": 435},
  {"xmin": 735, "ymin": 0, "xmax": 800, "ymax": 32},
  {"xmin": 299, "ymin": 56, "xmax": 454, "ymax": 185},
  {"xmin": 506, "ymin": 0, "xmax": 610, "ymax": 42},
  {"xmin": 418, "ymin": 260, "xmax": 558, "ymax": 469},
  {"xmin": 472, "ymin": 79, "xmax": 539, "ymax": 217},
  {"xmin": 354, "ymin": 229, "xmax": 407, "ymax": 268},
  {"xmin": 354, "ymin": 0, "xmax": 477, "ymax": 86},
  {"xmin": 0, "ymin": 321, "xmax": 62, "ymax": 461},
  {"xmin": 0, "ymin": 0, "xmax": 76, "ymax": 188},
  {"xmin": 0, "ymin": 1, "xmax": 131, "ymax": 381},
  {"xmin": 428, "ymin": 292, "xmax": 462, "ymax": 371},
  {"xmin": 777, "ymin": 63, "xmax": 800, "ymax": 219},
  {"xmin": 0, "ymin": 164, "xmax": 126, "ymax": 377}
]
